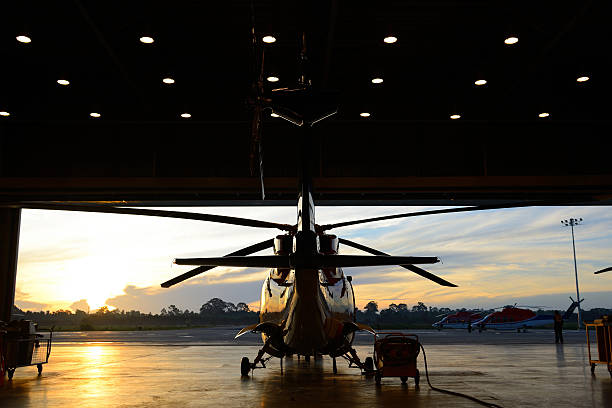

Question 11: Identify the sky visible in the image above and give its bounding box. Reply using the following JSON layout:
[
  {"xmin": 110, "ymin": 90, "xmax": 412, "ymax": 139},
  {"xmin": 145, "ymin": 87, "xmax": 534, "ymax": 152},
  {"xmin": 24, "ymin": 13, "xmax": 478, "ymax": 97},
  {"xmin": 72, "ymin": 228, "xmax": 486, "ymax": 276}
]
[{"xmin": 14, "ymin": 205, "xmax": 612, "ymax": 314}]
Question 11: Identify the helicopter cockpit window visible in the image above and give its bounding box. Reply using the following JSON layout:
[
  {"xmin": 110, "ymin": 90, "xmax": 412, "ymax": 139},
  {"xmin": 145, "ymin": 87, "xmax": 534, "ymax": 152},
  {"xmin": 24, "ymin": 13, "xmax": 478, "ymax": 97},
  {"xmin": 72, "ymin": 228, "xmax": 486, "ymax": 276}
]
[
  {"xmin": 319, "ymin": 268, "xmax": 342, "ymax": 286},
  {"xmin": 270, "ymin": 268, "xmax": 294, "ymax": 286}
]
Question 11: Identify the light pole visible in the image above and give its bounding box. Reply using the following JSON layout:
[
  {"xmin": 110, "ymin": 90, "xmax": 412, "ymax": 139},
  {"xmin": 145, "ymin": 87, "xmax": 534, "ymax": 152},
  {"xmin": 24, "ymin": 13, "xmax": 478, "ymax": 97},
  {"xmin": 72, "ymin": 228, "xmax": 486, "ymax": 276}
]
[{"xmin": 561, "ymin": 217, "xmax": 583, "ymax": 329}]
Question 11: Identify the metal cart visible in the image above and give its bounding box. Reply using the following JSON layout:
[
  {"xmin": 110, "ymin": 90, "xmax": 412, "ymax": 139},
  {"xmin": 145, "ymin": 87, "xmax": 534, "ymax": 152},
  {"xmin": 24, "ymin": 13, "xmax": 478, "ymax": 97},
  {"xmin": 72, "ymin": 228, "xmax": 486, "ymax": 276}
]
[
  {"xmin": 373, "ymin": 332, "xmax": 420, "ymax": 385},
  {"xmin": 585, "ymin": 316, "xmax": 612, "ymax": 378},
  {"xmin": 1, "ymin": 323, "xmax": 53, "ymax": 380}
]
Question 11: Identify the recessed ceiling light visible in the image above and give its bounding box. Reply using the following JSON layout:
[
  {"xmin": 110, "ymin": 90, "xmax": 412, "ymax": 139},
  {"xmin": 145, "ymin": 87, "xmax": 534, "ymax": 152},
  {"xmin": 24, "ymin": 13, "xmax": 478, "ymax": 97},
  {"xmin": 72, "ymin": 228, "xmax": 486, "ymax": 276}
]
[
  {"xmin": 266, "ymin": 76, "xmax": 279, "ymax": 82},
  {"xmin": 139, "ymin": 36, "xmax": 154, "ymax": 44},
  {"xmin": 262, "ymin": 35, "xmax": 276, "ymax": 43},
  {"xmin": 576, "ymin": 76, "xmax": 589, "ymax": 83},
  {"xmin": 57, "ymin": 79, "xmax": 70, "ymax": 86},
  {"xmin": 270, "ymin": 112, "xmax": 280, "ymax": 117},
  {"xmin": 474, "ymin": 79, "xmax": 487, "ymax": 86},
  {"xmin": 383, "ymin": 36, "xmax": 397, "ymax": 44},
  {"xmin": 180, "ymin": 113, "xmax": 191, "ymax": 118},
  {"xmin": 504, "ymin": 36, "xmax": 518, "ymax": 45},
  {"xmin": 162, "ymin": 77, "xmax": 175, "ymax": 84},
  {"xmin": 360, "ymin": 112, "xmax": 371, "ymax": 117},
  {"xmin": 0, "ymin": 111, "xmax": 10, "ymax": 117},
  {"xmin": 90, "ymin": 112, "xmax": 101, "ymax": 118},
  {"xmin": 450, "ymin": 114, "xmax": 461, "ymax": 120},
  {"xmin": 371, "ymin": 78, "xmax": 383, "ymax": 84},
  {"xmin": 16, "ymin": 35, "xmax": 31, "ymax": 43},
  {"xmin": 538, "ymin": 112, "xmax": 550, "ymax": 118}
]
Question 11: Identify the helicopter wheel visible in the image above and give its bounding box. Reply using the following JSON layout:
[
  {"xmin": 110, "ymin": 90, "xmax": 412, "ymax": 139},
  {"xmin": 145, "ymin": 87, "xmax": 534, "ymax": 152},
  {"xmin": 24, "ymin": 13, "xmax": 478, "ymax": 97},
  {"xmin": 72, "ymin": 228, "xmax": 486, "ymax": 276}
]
[
  {"xmin": 364, "ymin": 357, "xmax": 374, "ymax": 372},
  {"xmin": 241, "ymin": 357, "xmax": 251, "ymax": 376},
  {"xmin": 400, "ymin": 376, "xmax": 408, "ymax": 384}
]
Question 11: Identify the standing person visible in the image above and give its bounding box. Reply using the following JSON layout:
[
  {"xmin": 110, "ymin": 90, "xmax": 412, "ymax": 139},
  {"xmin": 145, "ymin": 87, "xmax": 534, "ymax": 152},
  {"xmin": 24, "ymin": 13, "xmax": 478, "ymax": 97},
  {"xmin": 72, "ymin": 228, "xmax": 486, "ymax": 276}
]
[
  {"xmin": 467, "ymin": 321, "xmax": 472, "ymax": 333},
  {"xmin": 554, "ymin": 310, "xmax": 563, "ymax": 344}
]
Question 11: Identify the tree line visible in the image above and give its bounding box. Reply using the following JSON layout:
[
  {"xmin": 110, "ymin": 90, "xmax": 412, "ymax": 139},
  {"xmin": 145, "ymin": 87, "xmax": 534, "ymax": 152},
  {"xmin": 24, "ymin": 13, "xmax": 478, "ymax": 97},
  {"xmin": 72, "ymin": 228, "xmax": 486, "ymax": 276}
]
[
  {"xmin": 11, "ymin": 298, "xmax": 258, "ymax": 331},
  {"xmin": 11, "ymin": 299, "xmax": 612, "ymax": 331}
]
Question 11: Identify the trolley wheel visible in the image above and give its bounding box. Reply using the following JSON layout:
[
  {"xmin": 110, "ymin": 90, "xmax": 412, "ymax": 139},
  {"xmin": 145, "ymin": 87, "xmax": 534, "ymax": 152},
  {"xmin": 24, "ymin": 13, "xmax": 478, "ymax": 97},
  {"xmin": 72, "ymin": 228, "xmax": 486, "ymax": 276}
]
[
  {"xmin": 415, "ymin": 369, "xmax": 420, "ymax": 387},
  {"xmin": 7, "ymin": 368, "xmax": 15, "ymax": 380},
  {"xmin": 37, "ymin": 364, "xmax": 43, "ymax": 375},
  {"xmin": 364, "ymin": 357, "xmax": 374, "ymax": 372},
  {"xmin": 591, "ymin": 363, "xmax": 596, "ymax": 374},
  {"xmin": 375, "ymin": 372, "xmax": 381, "ymax": 385},
  {"xmin": 332, "ymin": 357, "xmax": 337, "ymax": 374},
  {"xmin": 400, "ymin": 376, "xmax": 408, "ymax": 384},
  {"xmin": 241, "ymin": 357, "xmax": 251, "ymax": 377}
]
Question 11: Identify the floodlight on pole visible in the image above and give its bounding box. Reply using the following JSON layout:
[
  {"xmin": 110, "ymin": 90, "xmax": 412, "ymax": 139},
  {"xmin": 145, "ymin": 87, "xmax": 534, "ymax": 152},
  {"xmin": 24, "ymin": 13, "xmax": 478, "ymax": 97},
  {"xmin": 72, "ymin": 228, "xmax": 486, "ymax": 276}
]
[{"xmin": 561, "ymin": 217, "xmax": 583, "ymax": 329}]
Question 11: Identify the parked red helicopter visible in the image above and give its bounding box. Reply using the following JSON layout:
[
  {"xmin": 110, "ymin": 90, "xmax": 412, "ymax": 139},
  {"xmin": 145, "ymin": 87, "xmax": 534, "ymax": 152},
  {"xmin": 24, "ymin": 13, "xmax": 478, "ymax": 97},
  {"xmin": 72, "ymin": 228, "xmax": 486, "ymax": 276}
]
[
  {"xmin": 432, "ymin": 311, "xmax": 484, "ymax": 330},
  {"xmin": 473, "ymin": 299, "xmax": 583, "ymax": 332}
]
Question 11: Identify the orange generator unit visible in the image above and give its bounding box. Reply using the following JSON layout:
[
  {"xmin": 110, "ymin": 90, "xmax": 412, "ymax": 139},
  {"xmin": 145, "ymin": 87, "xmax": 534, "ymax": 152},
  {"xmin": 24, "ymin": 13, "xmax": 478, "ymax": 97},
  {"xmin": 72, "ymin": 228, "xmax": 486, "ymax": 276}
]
[{"xmin": 373, "ymin": 332, "xmax": 420, "ymax": 385}]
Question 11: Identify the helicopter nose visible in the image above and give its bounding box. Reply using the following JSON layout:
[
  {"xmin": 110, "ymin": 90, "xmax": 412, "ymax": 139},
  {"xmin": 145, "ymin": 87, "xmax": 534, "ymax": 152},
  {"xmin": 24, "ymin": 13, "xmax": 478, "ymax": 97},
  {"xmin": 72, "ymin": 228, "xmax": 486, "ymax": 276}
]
[
  {"xmin": 283, "ymin": 301, "xmax": 327, "ymax": 353},
  {"xmin": 283, "ymin": 270, "xmax": 328, "ymax": 353}
]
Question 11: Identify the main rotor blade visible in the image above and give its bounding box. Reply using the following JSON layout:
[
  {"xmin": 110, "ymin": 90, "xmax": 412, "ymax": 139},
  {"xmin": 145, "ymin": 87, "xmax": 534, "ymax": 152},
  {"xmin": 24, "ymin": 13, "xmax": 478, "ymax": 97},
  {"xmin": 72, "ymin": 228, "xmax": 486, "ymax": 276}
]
[
  {"xmin": 314, "ymin": 255, "xmax": 440, "ymax": 268},
  {"xmin": 161, "ymin": 239, "xmax": 274, "ymax": 288},
  {"xmin": 174, "ymin": 254, "xmax": 439, "ymax": 268},
  {"xmin": 338, "ymin": 238, "xmax": 457, "ymax": 287},
  {"xmin": 594, "ymin": 266, "xmax": 612, "ymax": 274},
  {"xmin": 174, "ymin": 255, "xmax": 291, "ymax": 268},
  {"xmin": 320, "ymin": 201, "xmax": 562, "ymax": 231},
  {"xmin": 4, "ymin": 202, "xmax": 292, "ymax": 231}
]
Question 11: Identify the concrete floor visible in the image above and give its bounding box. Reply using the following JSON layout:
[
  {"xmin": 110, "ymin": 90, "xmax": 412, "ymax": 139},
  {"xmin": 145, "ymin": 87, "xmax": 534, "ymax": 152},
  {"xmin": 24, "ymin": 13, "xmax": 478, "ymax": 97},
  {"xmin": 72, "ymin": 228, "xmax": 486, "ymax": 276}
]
[{"xmin": 1, "ymin": 329, "xmax": 611, "ymax": 407}]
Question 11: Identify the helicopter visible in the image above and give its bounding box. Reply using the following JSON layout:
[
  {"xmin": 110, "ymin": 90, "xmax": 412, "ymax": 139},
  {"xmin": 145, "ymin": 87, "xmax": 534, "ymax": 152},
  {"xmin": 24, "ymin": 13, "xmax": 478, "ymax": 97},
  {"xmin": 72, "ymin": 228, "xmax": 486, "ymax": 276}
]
[
  {"xmin": 432, "ymin": 310, "xmax": 484, "ymax": 330},
  {"xmin": 473, "ymin": 299, "xmax": 583, "ymax": 332}
]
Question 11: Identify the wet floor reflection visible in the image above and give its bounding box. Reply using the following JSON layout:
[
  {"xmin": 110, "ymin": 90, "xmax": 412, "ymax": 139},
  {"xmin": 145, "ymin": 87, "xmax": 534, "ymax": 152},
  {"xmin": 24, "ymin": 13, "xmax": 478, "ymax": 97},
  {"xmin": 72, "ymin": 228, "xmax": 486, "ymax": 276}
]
[
  {"xmin": 555, "ymin": 343, "xmax": 566, "ymax": 366},
  {"xmin": 0, "ymin": 340, "xmax": 611, "ymax": 407},
  {"xmin": 252, "ymin": 354, "xmax": 427, "ymax": 408}
]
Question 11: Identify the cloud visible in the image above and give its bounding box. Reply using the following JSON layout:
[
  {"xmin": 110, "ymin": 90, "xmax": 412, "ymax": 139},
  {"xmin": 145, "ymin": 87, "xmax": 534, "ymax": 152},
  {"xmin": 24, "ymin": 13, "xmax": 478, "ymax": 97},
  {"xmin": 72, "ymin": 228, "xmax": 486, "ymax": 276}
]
[
  {"xmin": 15, "ymin": 300, "xmax": 49, "ymax": 311},
  {"xmin": 106, "ymin": 280, "xmax": 264, "ymax": 314},
  {"xmin": 69, "ymin": 299, "xmax": 90, "ymax": 312}
]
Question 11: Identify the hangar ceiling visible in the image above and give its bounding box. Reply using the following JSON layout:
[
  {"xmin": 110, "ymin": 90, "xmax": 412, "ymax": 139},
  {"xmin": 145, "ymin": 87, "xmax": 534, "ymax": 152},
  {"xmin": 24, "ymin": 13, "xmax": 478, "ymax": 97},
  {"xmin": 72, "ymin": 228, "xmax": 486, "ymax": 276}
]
[{"xmin": 0, "ymin": 1, "xmax": 610, "ymax": 205}]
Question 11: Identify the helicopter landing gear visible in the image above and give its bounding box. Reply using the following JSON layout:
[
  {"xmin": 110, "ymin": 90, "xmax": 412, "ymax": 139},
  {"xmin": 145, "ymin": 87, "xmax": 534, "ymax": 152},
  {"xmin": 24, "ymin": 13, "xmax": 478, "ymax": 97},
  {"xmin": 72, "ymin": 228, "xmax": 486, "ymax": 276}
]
[
  {"xmin": 364, "ymin": 357, "xmax": 374, "ymax": 372},
  {"xmin": 240, "ymin": 338, "xmax": 274, "ymax": 376},
  {"xmin": 337, "ymin": 345, "xmax": 374, "ymax": 376},
  {"xmin": 332, "ymin": 357, "xmax": 337, "ymax": 374},
  {"xmin": 241, "ymin": 357, "xmax": 250, "ymax": 376}
]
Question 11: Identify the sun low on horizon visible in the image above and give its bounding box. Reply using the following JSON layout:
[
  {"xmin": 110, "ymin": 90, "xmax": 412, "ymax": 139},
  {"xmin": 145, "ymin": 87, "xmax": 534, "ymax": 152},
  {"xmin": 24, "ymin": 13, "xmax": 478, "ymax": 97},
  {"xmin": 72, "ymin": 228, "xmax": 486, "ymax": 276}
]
[{"xmin": 14, "ymin": 205, "xmax": 612, "ymax": 314}]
